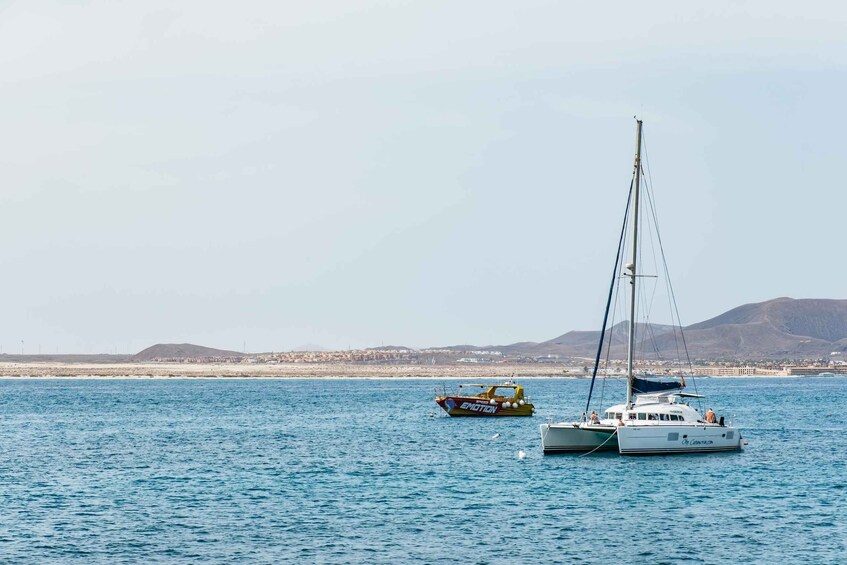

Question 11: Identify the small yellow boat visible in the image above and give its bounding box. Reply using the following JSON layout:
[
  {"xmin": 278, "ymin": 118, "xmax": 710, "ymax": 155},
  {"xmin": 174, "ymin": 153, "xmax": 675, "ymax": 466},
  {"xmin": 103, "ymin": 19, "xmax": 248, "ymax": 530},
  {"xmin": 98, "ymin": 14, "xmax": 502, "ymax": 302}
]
[{"xmin": 435, "ymin": 381, "xmax": 535, "ymax": 417}]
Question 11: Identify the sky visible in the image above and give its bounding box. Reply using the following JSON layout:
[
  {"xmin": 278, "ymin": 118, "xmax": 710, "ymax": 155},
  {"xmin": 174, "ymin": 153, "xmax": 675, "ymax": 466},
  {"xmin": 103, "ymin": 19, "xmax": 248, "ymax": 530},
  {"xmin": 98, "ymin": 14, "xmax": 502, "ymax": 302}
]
[{"xmin": 2, "ymin": 1, "xmax": 847, "ymax": 354}]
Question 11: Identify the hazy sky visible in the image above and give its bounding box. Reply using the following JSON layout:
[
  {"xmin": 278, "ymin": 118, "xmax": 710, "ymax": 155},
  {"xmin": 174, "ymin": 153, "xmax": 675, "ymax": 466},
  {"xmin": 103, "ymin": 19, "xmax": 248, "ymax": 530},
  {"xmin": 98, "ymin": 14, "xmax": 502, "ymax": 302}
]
[{"xmin": 2, "ymin": 1, "xmax": 846, "ymax": 354}]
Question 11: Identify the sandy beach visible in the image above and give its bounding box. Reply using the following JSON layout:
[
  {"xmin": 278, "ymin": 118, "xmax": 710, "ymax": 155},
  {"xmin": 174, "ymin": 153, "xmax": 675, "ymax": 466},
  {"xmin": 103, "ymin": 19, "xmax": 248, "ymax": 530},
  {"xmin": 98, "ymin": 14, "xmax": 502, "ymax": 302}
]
[{"xmin": 0, "ymin": 362, "xmax": 577, "ymax": 379}]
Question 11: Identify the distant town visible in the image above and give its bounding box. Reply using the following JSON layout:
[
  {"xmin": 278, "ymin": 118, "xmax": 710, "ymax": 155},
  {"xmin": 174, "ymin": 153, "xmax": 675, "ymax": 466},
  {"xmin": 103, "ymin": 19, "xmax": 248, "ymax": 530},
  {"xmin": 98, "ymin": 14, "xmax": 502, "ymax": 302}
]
[{"xmin": 134, "ymin": 347, "xmax": 847, "ymax": 377}]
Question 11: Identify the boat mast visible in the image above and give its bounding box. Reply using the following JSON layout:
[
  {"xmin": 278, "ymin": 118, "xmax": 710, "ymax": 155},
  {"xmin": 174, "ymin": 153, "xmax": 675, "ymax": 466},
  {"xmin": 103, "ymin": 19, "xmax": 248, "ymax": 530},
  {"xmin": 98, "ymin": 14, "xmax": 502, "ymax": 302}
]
[{"xmin": 626, "ymin": 119, "xmax": 643, "ymax": 408}]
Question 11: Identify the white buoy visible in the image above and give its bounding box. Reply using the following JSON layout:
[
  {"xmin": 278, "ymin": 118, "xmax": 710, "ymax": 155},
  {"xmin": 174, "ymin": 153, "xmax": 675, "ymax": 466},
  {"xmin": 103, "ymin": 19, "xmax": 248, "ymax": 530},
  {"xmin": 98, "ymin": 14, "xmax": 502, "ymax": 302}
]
[
  {"xmin": 517, "ymin": 450, "xmax": 526, "ymax": 460},
  {"xmin": 491, "ymin": 433, "xmax": 500, "ymax": 440},
  {"xmin": 502, "ymin": 401, "xmax": 511, "ymax": 409},
  {"xmin": 489, "ymin": 399, "xmax": 497, "ymax": 405},
  {"xmin": 518, "ymin": 399, "xmax": 525, "ymax": 406}
]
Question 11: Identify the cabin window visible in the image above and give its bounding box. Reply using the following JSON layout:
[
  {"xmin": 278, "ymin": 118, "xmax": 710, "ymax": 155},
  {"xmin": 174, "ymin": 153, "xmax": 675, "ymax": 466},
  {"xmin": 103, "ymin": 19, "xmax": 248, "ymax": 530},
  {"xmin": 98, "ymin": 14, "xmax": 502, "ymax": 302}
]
[
  {"xmin": 628, "ymin": 413, "xmax": 636, "ymax": 420},
  {"xmin": 647, "ymin": 414, "xmax": 657, "ymax": 420},
  {"xmin": 659, "ymin": 414, "xmax": 668, "ymax": 421},
  {"xmin": 637, "ymin": 413, "xmax": 647, "ymax": 420}
]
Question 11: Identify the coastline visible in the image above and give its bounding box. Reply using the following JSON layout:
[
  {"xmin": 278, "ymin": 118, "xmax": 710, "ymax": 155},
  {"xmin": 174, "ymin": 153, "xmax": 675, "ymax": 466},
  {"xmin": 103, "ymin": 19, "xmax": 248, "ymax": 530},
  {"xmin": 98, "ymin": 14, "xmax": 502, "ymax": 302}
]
[
  {"xmin": 0, "ymin": 362, "xmax": 574, "ymax": 379},
  {"xmin": 0, "ymin": 362, "xmax": 835, "ymax": 379}
]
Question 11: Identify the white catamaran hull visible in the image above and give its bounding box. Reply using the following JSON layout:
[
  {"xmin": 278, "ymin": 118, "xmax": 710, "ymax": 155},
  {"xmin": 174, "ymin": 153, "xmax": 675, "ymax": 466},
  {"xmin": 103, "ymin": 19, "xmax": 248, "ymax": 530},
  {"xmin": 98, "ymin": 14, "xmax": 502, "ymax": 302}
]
[
  {"xmin": 537, "ymin": 121, "xmax": 744, "ymax": 458},
  {"xmin": 539, "ymin": 422, "xmax": 618, "ymax": 453},
  {"xmin": 616, "ymin": 424, "xmax": 741, "ymax": 455}
]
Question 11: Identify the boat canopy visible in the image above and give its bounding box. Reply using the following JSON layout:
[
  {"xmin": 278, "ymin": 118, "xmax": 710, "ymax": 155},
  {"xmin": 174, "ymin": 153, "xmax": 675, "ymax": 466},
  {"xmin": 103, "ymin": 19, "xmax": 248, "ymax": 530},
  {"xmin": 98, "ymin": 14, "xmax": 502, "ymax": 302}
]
[
  {"xmin": 455, "ymin": 383, "xmax": 524, "ymax": 399},
  {"xmin": 631, "ymin": 376, "xmax": 684, "ymax": 394},
  {"xmin": 458, "ymin": 384, "xmax": 519, "ymax": 391}
]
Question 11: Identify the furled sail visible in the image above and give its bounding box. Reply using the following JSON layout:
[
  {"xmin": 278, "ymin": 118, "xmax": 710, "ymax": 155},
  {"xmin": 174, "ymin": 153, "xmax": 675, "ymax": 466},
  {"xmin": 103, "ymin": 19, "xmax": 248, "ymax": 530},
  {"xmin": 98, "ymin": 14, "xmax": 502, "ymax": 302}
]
[{"xmin": 631, "ymin": 376, "xmax": 685, "ymax": 394}]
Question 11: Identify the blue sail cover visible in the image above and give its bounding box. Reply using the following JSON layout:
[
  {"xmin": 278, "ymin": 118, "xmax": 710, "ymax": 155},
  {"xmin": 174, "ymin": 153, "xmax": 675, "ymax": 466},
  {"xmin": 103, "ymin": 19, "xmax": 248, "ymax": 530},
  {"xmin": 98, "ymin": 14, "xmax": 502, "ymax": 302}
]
[{"xmin": 632, "ymin": 377, "xmax": 685, "ymax": 394}]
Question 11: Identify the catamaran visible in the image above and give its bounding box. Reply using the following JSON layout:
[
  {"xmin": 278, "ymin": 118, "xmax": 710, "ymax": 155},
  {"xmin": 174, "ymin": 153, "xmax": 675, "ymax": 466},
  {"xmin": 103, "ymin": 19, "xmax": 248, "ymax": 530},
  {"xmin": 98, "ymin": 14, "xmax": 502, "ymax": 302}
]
[{"xmin": 540, "ymin": 119, "xmax": 742, "ymax": 455}]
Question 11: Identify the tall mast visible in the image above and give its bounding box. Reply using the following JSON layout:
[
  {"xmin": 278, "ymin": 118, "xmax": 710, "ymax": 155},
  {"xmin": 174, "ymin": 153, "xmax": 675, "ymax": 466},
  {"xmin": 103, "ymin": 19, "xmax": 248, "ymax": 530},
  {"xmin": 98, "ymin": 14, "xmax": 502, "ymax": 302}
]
[{"xmin": 626, "ymin": 119, "xmax": 643, "ymax": 408}]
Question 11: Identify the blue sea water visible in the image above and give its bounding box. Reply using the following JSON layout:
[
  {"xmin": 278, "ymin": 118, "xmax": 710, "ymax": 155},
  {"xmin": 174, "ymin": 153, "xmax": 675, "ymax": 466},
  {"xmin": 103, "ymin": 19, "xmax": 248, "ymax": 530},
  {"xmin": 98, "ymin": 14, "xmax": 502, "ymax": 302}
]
[{"xmin": 0, "ymin": 377, "xmax": 844, "ymax": 564}]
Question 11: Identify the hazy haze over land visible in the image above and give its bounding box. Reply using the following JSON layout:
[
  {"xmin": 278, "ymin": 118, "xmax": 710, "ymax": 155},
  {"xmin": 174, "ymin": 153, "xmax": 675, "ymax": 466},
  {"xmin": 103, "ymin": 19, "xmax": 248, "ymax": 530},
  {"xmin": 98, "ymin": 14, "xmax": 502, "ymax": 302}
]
[{"xmin": 2, "ymin": 2, "xmax": 847, "ymax": 354}]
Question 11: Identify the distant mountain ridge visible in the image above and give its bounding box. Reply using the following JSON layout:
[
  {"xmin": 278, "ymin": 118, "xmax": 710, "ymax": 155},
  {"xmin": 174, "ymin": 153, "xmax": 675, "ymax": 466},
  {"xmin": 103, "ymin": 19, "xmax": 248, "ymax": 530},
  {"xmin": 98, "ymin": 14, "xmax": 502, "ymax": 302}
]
[
  {"xmin": 501, "ymin": 298, "xmax": 847, "ymax": 360},
  {"xmin": 131, "ymin": 298, "xmax": 847, "ymax": 362},
  {"xmin": 681, "ymin": 297, "xmax": 847, "ymax": 359}
]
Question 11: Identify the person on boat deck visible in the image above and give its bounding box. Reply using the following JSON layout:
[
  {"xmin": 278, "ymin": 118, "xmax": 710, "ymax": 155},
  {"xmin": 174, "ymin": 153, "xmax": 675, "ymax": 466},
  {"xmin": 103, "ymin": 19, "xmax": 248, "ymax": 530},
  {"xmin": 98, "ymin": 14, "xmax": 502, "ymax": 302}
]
[
  {"xmin": 705, "ymin": 408, "xmax": 717, "ymax": 424},
  {"xmin": 589, "ymin": 411, "xmax": 600, "ymax": 424}
]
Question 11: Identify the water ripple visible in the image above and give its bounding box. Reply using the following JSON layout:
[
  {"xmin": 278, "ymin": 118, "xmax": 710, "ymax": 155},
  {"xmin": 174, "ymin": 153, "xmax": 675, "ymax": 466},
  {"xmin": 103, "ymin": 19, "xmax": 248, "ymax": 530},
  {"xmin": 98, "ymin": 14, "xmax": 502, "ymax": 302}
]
[{"xmin": 0, "ymin": 377, "xmax": 844, "ymax": 562}]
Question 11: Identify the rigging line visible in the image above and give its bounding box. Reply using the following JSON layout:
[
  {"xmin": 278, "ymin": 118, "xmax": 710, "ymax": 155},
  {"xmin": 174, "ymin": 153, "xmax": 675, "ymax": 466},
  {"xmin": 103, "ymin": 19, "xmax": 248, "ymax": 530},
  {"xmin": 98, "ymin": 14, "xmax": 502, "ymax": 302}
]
[
  {"xmin": 635, "ymin": 258, "xmax": 663, "ymax": 363},
  {"xmin": 598, "ymin": 258, "xmax": 625, "ymax": 411},
  {"xmin": 641, "ymin": 168, "xmax": 684, "ymax": 366},
  {"xmin": 598, "ymin": 292, "xmax": 619, "ymax": 410},
  {"xmin": 642, "ymin": 133, "xmax": 698, "ymax": 402},
  {"xmin": 584, "ymin": 175, "xmax": 635, "ymax": 415},
  {"xmin": 642, "ymin": 177, "xmax": 663, "ymax": 333},
  {"xmin": 644, "ymin": 317, "xmax": 665, "ymax": 362},
  {"xmin": 641, "ymin": 275, "xmax": 663, "ymax": 360},
  {"xmin": 601, "ymin": 208, "xmax": 631, "ymax": 406},
  {"xmin": 599, "ymin": 184, "xmax": 636, "ymax": 411},
  {"xmin": 578, "ymin": 428, "xmax": 619, "ymax": 457},
  {"xmin": 637, "ymin": 160, "xmax": 662, "ymax": 363},
  {"xmin": 593, "ymin": 207, "xmax": 630, "ymax": 414},
  {"xmin": 644, "ymin": 176, "xmax": 695, "ymax": 371},
  {"xmin": 640, "ymin": 172, "xmax": 676, "ymax": 365},
  {"xmin": 644, "ymin": 148, "xmax": 697, "ymax": 372},
  {"xmin": 601, "ymin": 199, "xmax": 631, "ymax": 410},
  {"xmin": 641, "ymin": 174, "xmax": 686, "ymax": 369},
  {"xmin": 632, "ymin": 146, "xmax": 658, "ymax": 368}
]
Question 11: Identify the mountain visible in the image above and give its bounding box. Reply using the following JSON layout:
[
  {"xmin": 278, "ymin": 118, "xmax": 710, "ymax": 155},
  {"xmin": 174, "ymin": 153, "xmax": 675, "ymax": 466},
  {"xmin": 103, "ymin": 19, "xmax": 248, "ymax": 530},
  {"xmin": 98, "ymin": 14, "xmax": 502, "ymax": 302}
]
[
  {"xmin": 134, "ymin": 343, "xmax": 244, "ymax": 361},
  {"xmin": 130, "ymin": 299, "xmax": 847, "ymax": 362},
  {"xmin": 498, "ymin": 298, "xmax": 847, "ymax": 360},
  {"xmin": 506, "ymin": 321, "xmax": 677, "ymax": 358},
  {"xmin": 682, "ymin": 297, "xmax": 847, "ymax": 359}
]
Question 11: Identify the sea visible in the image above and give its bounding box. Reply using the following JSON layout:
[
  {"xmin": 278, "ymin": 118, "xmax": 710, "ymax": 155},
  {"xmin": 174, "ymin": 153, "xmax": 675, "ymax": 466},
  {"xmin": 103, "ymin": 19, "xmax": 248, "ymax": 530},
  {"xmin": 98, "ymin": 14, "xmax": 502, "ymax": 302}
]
[{"xmin": 0, "ymin": 376, "xmax": 844, "ymax": 564}]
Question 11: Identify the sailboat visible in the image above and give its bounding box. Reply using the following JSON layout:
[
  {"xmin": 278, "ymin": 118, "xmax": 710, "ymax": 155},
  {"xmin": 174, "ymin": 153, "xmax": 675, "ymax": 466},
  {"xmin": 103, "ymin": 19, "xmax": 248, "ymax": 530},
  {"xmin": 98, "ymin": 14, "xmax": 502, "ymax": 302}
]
[{"xmin": 540, "ymin": 119, "xmax": 742, "ymax": 455}]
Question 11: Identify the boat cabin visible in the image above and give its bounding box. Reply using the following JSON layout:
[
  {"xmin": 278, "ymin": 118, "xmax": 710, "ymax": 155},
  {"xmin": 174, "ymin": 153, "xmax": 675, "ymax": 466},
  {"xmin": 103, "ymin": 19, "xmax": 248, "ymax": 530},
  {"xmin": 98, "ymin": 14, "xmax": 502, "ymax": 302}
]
[{"xmin": 602, "ymin": 392, "xmax": 718, "ymax": 425}]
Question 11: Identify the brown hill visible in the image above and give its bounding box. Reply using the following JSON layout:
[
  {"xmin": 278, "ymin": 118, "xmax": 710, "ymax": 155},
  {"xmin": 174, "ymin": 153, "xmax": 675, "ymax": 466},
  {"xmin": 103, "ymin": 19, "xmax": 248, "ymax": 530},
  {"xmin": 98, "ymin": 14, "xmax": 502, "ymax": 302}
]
[
  {"xmin": 681, "ymin": 297, "xmax": 847, "ymax": 359},
  {"xmin": 134, "ymin": 343, "xmax": 244, "ymax": 361},
  {"xmin": 499, "ymin": 298, "xmax": 847, "ymax": 360},
  {"xmin": 495, "ymin": 321, "xmax": 677, "ymax": 359}
]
